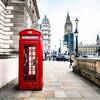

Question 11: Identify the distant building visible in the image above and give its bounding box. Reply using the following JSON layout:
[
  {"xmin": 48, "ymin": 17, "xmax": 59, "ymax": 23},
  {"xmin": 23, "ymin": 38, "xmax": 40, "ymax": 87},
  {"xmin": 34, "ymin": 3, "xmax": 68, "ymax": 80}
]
[
  {"xmin": 39, "ymin": 15, "xmax": 51, "ymax": 53},
  {"xmin": 0, "ymin": 0, "xmax": 40, "ymax": 54},
  {"xmin": 64, "ymin": 12, "xmax": 74, "ymax": 54},
  {"xmin": 96, "ymin": 34, "xmax": 100, "ymax": 56},
  {"xmin": 78, "ymin": 34, "xmax": 100, "ymax": 56},
  {"xmin": 78, "ymin": 42, "xmax": 96, "ymax": 55}
]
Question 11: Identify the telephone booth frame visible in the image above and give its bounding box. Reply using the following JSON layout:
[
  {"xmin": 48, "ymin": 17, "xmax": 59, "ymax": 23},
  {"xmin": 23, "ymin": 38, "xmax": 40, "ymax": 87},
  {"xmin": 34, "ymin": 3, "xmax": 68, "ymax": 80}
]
[{"xmin": 18, "ymin": 29, "xmax": 43, "ymax": 90}]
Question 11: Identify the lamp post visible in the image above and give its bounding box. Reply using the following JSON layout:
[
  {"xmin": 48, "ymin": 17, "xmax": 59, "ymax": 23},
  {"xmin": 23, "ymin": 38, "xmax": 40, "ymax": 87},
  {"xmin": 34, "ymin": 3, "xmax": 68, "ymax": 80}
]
[
  {"xmin": 59, "ymin": 39, "xmax": 61, "ymax": 53},
  {"xmin": 74, "ymin": 17, "xmax": 79, "ymax": 57}
]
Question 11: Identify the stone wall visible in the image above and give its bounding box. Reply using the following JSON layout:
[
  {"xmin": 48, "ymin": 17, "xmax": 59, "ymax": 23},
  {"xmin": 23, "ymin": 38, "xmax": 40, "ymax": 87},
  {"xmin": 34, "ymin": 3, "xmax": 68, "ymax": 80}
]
[
  {"xmin": 73, "ymin": 58, "xmax": 100, "ymax": 86},
  {"xmin": 0, "ymin": 0, "xmax": 13, "ymax": 54}
]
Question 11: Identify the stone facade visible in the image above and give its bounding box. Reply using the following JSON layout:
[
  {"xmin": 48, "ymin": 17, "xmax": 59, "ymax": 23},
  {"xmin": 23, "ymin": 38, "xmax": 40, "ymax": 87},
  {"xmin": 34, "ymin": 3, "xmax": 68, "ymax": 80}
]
[
  {"xmin": 78, "ymin": 42, "xmax": 96, "ymax": 56},
  {"xmin": 0, "ymin": 0, "xmax": 13, "ymax": 54},
  {"xmin": 0, "ymin": 0, "xmax": 39, "ymax": 54},
  {"xmin": 8, "ymin": 0, "xmax": 39, "ymax": 53}
]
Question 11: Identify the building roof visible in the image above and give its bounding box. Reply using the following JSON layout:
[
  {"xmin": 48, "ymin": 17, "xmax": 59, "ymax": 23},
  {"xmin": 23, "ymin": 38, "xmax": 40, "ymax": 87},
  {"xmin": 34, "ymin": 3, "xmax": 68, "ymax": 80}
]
[{"xmin": 42, "ymin": 15, "xmax": 50, "ymax": 24}]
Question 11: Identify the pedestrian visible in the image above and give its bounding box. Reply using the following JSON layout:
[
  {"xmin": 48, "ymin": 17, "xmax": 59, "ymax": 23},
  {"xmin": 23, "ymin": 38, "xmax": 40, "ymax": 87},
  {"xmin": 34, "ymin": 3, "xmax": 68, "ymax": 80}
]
[
  {"xmin": 52, "ymin": 53, "xmax": 56, "ymax": 61},
  {"xmin": 48, "ymin": 52, "xmax": 51, "ymax": 61},
  {"xmin": 69, "ymin": 56, "xmax": 73, "ymax": 68},
  {"xmin": 44, "ymin": 52, "xmax": 47, "ymax": 60}
]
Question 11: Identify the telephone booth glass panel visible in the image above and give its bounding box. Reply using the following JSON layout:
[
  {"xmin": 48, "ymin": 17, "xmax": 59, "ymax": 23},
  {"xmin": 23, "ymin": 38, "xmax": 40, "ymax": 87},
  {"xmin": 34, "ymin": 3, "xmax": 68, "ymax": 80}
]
[{"xmin": 24, "ymin": 44, "xmax": 37, "ymax": 81}]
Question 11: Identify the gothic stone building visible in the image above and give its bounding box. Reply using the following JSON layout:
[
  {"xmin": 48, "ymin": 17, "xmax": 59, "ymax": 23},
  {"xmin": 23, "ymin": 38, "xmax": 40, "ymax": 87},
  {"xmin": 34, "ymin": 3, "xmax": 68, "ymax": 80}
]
[
  {"xmin": 78, "ymin": 34, "xmax": 100, "ymax": 56},
  {"xmin": 78, "ymin": 42, "xmax": 96, "ymax": 56},
  {"xmin": 0, "ymin": 0, "xmax": 39, "ymax": 54}
]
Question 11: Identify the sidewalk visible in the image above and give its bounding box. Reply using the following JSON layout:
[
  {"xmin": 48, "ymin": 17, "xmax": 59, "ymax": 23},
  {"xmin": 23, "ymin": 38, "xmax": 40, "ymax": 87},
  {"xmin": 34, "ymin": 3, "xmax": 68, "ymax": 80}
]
[{"xmin": 0, "ymin": 61, "xmax": 100, "ymax": 100}]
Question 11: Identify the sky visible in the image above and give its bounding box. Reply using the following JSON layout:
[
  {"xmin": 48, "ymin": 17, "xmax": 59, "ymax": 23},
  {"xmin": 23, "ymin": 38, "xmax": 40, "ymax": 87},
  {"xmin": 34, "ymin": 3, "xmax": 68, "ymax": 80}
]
[{"xmin": 37, "ymin": 0, "xmax": 100, "ymax": 50}]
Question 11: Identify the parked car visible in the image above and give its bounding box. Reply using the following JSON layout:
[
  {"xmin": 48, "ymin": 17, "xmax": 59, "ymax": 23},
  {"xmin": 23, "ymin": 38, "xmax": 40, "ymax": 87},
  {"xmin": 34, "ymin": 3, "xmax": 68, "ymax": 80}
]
[
  {"xmin": 56, "ymin": 53, "xmax": 69, "ymax": 61},
  {"xmin": 82, "ymin": 55, "xmax": 88, "ymax": 58}
]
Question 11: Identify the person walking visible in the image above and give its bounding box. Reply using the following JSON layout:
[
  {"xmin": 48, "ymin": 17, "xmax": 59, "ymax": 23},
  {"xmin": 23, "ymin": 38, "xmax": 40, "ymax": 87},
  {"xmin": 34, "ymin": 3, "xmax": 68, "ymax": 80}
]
[
  {"xmin": 69, "ymin": 56, "xmax": 73, "ymax": 68},
  {"xmin": 44, "ymin": 52, "xmax": 47, "ymax": 61},
  {"xmin": 48, "ymin": 52, "xmax": 51, "ymax": 61}
]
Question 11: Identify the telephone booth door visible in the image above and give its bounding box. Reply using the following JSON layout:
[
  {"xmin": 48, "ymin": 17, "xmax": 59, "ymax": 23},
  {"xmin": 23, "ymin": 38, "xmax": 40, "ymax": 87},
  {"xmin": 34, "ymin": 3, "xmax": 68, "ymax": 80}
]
[
  {"xmin": 18, "ymin": 29, "xmax": 43, "ymax": 90},
  {"xmin": 23, "ymin": 42, "xmax": 38, "ymax": 82}
]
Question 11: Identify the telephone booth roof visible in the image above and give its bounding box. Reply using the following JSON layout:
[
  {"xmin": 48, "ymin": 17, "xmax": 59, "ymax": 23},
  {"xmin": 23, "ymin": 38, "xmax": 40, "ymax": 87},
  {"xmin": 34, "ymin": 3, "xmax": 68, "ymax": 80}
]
[{"xmin": 19, "ymin": 29, "xmax": 41, "ymax": 36}]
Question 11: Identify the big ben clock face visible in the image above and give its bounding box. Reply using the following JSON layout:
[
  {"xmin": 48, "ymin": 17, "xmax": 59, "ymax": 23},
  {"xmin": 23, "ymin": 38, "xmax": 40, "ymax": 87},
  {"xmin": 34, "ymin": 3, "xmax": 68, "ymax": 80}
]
[{"xmin": 67, "ymin": 26, "xmax": 71, "ymax": 30}]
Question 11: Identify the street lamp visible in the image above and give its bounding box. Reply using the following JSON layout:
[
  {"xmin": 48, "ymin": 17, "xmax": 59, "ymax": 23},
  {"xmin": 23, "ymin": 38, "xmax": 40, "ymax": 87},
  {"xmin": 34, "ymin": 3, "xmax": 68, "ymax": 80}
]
[
  {"xmin": 59, "ymin": 39, "xmax": 61, "ymax": 53},
  {"xmin": 74, "ymin": 17, "xmax": 79, "ymax": 57}
]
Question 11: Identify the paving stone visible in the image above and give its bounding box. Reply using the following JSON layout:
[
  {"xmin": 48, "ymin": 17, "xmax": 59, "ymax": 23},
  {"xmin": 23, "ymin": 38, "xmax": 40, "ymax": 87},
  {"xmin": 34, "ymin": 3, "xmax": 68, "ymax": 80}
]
[
  {"xmin": 31, "ymin": 90, "xmax": 54, "ymax": 98},
  {"xmin": 46, "ymin": 98, "xmax": 65, "ymax": 100},
  {"xmin": 43, "ymin": 85, "xmax": 61, "ymax": 91},
  {"xmin": 14, "ymin": 98, "xmax": 24, "ymax": 100},
  {"xmin": 17, "ymin": 91, "xmax": 32, "ymax": 98},
  {"xmin": 0, "ymin": 90, "xmax": 15, "ymax": 100},
  {"xmin": 44, "ymin": 82, "xmax": 62, "ymax": 86},
  {"xmin": 65, "ymin": 91, "xmax": 82, "ymax": 98},
  {"xmin": 61, "ymin": 85, "xmax": 89, "ymax": 91},
  {"xmin": 54, "ymin": 91, "xmax": 67, "ymax": 97},
  {"xmin": 23, "ymin": 97, "xmax": 46, "ymax": 100}
]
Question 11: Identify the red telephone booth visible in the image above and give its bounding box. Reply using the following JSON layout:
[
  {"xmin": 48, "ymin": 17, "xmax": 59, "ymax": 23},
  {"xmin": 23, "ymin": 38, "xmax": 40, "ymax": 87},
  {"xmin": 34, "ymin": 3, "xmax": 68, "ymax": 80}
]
[{"xmin": 18, "ymin": 29, "xmax": 43, "ymax": 90}]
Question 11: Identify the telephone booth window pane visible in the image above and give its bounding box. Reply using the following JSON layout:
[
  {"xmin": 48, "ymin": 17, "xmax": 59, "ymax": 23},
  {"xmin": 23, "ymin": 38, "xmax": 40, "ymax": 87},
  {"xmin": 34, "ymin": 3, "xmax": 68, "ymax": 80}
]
[{"xmin": 24, "ymin": 44, "xmax": 36, "ymax": 80}]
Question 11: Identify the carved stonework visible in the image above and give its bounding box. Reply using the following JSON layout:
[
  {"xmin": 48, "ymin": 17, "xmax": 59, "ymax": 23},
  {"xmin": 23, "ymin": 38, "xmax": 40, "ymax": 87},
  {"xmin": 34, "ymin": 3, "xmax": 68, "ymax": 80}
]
[
  {"xmin": 10, "ymin": 0, "xmax": 26, "ymax": 3},
  {"xmin": 2, "ymin": 0, "xmax": 8, "ymax": 5}
]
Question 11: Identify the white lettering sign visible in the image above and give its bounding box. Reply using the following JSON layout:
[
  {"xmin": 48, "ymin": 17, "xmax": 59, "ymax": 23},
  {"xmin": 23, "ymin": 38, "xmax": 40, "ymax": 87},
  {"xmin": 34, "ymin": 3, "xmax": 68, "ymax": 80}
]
[{"xmin": 22, "ymin": 36, "xmax": 38, "ymax": 39}]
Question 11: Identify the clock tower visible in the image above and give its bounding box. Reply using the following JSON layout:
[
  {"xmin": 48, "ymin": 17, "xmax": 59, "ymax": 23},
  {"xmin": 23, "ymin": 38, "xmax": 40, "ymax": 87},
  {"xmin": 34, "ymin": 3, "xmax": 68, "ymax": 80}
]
[
  {"xmin": 64, "ymin": 12, "xmax": 74, "ymax": 54},
  {"xmin": 64, "ymin": 12, "xmax": 73, "ymax": 33}
]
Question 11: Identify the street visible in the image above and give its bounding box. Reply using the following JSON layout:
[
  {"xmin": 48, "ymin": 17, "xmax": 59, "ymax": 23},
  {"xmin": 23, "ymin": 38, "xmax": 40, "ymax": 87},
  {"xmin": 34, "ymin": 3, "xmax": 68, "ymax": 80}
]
[{"xmin": 0, "ymin": 60, "xmax": 100, "ymax": 100}]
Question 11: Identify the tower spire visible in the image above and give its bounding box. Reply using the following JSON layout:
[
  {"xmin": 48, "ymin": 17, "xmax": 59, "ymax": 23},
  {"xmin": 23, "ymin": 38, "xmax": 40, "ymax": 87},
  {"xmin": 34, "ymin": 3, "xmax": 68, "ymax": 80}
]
[
  {"xmin": 96, "ymin": 34, "xmax": 99, "ymax": 41},
  {"xmin": 64, "ymin": 11, "xmax": 73, "ymax": 33},
  {"xmin": 66, "ymin": 11, "xmax": 70, "ymax": 22}
]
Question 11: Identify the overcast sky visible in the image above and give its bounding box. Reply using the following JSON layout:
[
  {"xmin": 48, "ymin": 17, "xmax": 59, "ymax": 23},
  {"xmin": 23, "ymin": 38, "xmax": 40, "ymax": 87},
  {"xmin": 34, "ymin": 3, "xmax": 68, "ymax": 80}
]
[{"xmin": 37, "ymin": 0, "xmax": 100, "ymax": 50}]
